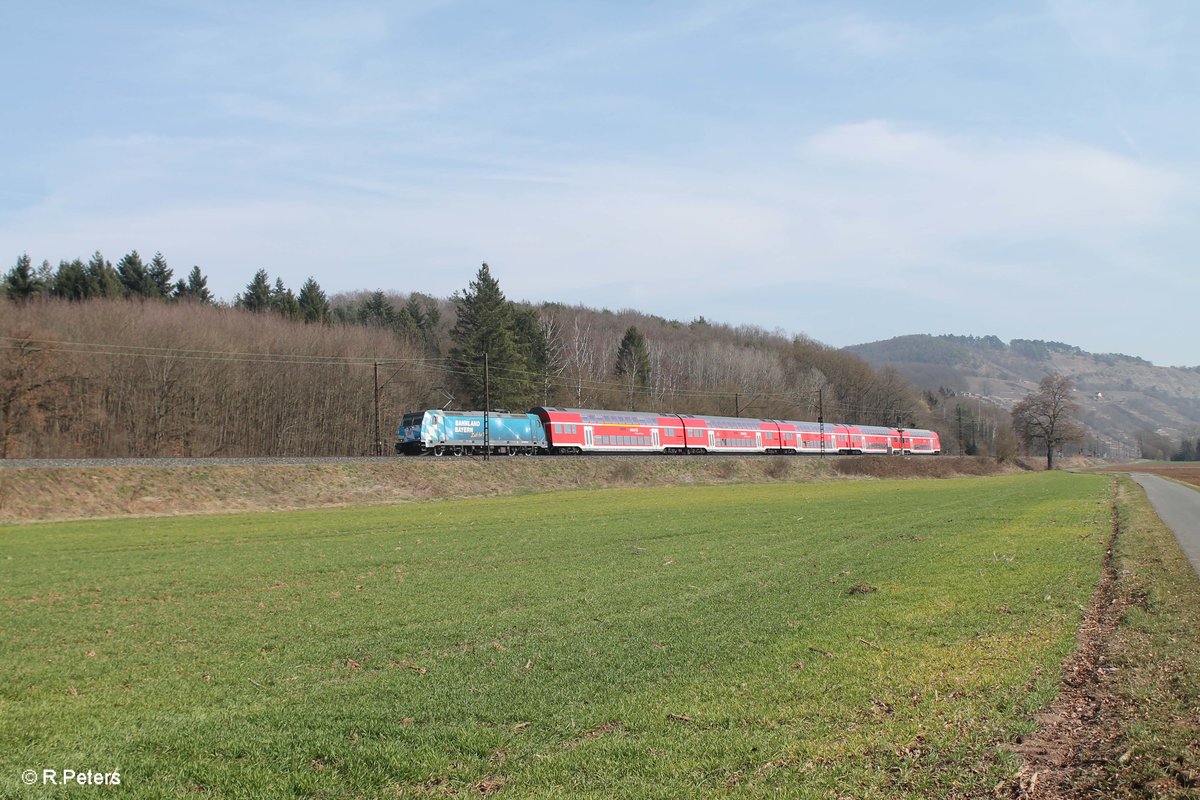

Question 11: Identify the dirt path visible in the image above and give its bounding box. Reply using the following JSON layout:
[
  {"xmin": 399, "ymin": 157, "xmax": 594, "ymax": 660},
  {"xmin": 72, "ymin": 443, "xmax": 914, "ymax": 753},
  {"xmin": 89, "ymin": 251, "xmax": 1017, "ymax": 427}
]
[{"xmin": 1005, "ymin": 479, "xmax": 1127, "ymax": 799}]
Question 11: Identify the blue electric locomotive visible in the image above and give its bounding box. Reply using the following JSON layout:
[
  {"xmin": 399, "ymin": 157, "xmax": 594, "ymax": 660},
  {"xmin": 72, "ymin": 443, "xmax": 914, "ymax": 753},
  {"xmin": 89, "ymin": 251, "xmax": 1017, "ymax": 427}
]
[{"xmin": 396, "ymin": 409, "xmax": 547, "ymax": 456}]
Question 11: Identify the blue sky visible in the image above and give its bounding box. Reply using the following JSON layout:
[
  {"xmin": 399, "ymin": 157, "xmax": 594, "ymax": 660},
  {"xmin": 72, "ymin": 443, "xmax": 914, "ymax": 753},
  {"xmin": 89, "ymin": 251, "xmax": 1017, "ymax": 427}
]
[{"xmin": 3, "ymin": 1, "xmax": 1197, "ymax": 365}]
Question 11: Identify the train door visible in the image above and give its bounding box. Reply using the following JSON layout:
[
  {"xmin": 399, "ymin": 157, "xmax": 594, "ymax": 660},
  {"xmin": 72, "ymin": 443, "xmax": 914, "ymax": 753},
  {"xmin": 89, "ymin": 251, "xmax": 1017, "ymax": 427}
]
[
  {"xmin": 584, "ymin": 427, "xmax": 594, "ymax": 448},
  {"xmin": 708, "ymin": 430, "xmax": 716, "ymax": 449},
  {"xmin": 755, "ymin": 432, "xmax": 762, "ymax": 450},
  {"xmin": 651, "ymin": 428, "xmax": 660, "ymax": 449}
]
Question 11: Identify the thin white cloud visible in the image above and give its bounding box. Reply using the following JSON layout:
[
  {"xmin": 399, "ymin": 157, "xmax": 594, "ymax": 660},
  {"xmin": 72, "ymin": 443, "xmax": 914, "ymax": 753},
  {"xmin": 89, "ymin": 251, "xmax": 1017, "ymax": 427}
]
[
  {"xmin": 1047, "ymin": 0, "xmax": 1179, "ymax": 70},
  {"xmin": 765, "ymin": 10, "xmax": 913, "ymax": 61},
  {"xmin": 801, "ymin": 120, "xmax": 1179, "ymax": 244},
  {"xmin": 834, "ymin": 14, "xmax": 909, "ymax": 56},
  {"xmin": 8, "ymin": 120, "xmax": 1183, "ymax": 294}
]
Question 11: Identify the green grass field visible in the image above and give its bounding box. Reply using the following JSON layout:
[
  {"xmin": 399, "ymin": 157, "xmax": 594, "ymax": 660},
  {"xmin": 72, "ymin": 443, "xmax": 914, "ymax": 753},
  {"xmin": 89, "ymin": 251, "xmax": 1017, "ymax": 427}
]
[{"xmin": 1, "ymin": 473, "xmax": 1112, "ymax": 798}]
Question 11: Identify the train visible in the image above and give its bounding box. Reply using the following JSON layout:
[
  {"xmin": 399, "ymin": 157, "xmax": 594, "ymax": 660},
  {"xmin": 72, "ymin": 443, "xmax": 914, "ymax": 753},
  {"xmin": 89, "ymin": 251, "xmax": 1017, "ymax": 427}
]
[{"xmin": 396, "ymin": 407, "xmax": 941, "ymax": 457}]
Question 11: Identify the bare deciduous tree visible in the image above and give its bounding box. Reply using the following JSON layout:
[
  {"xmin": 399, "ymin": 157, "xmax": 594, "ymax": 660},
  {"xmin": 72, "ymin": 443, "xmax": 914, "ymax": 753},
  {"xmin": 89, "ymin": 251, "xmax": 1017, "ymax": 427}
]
[
  {"xmin": 0, "ymin": 330, "xmax": 67, "ymax": 457},
  {"xmin": 1011, "ymin": 373, "xmax": 1084, "ymax": 469}
]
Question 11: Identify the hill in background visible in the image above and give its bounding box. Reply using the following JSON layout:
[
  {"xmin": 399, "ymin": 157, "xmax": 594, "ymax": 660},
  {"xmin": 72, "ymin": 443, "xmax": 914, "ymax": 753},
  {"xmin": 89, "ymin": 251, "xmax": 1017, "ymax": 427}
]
[{"xmin": 847, "ymin": 334, "xmax": 1200, "ymax": 457}]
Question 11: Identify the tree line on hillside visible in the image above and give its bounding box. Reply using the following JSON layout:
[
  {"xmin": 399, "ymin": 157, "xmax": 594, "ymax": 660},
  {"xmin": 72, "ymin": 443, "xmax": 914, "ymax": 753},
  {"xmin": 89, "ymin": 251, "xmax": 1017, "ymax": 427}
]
[
  {"xmin": 0, "ymin": 300, "xmax": 439, "ymax": 458},
  {"xmin": 5, "ymin": 254, "xmax": 1038, "ymax": 459},
  {"xmin": 3, "ymin": 252, "xmax": 454, "ymax": 352},
  {"xmin": 1130, "ymin": 429, "xmax": 1200, "ymax": 462},
  {"xmin": 4, "ymin": 252, "xmax": 1133, "ymax": 464},
  {"xmin": 4, "ymin": 251, "xmax": 213, "ymax": 303},
  {"xmin": 1169, "ymin": 436, "xmax": 1200, "ymax": 462},
  {"xmin": 12, "ymin": 250, "xmax": 1174, "ymax": 460}
]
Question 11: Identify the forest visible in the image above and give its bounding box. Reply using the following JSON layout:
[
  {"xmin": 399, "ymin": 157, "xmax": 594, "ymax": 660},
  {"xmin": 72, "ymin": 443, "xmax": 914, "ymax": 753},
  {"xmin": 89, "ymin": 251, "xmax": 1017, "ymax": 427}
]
[{"xmin": 4, "ymin": 253, "xmax": 936, "ymax": 458}]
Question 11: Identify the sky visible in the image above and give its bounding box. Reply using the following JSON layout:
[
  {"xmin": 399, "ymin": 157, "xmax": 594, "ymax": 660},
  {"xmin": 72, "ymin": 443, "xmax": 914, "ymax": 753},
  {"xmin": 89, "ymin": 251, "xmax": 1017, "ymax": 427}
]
[{"xmin": 2, "ymin": 1, "xmax": 1197, "ymax": 365}]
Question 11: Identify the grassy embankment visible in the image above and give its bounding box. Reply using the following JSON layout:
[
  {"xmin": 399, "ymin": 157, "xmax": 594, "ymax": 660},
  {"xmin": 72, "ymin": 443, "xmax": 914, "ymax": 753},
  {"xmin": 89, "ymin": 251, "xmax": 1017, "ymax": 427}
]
[
  {"xmin": 2, "ymin": 472, "xmax": 1111, "ymax": 798},
  {"xmin": 0, "ymin": 455, "xmax": 1008, "ymax": 524},
  {"xmin": 1093, "ymin": 476, "xmax": 1200, "ymax": 795}
]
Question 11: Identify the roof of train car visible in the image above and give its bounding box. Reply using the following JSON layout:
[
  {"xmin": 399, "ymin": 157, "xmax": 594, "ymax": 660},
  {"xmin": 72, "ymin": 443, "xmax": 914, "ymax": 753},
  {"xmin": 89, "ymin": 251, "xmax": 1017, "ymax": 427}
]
[
  {"xmin": 531, "ymin": 408, "xmax": 938, "ymax": 438},
  {"xmin": 533, "ymin": 407, "xmax": 666, "ymax": 425},
  {"xmin": 786, "ymin": 420, "xmax": 844, "ymax": 432},
  {"xmin": 856, "ymin": 425, "xmax": 898, "ymax": 435},
  {"xmin": 429, "ymin": 409, "xmax": 535, "ymax": 420}
]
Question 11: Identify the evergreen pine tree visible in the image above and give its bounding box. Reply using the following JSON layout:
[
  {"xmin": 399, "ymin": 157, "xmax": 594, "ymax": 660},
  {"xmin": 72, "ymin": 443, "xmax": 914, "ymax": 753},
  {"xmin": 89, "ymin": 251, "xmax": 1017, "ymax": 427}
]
[
  {"xmin": 85, "ymin": 251, "xmax": 122, "ymax": 298},
  {"xmin": 35, "ymin": 260, "xmax": 54, "ymax": 295},
  {"xmin": 296, "ymin": 277, "xmax": 330, "ymax": 323},
  {"xmin": 174, "ymin": 265, "xmax": 213, "ymax": 303},
  {"xmin": 449, "ymin": 263, "xmax": 529, "ymax": 409},
  {"xmin": 236, "ymin": 269, "xmax": 272, "ymax": 312},
  {"xmin": 116, "ymin": 250, "xmax": 154, "ymax": 298},
  {"xmin": 52, "ymin": 259, "xmax": 89, "ymax": 300},
  {"xmin": 513, "ymin": 307, "xmax": 550, "ymax": 404},
  {"xmin": 409, "ymin": 293, "xmax": 441, "ymax": 352},
  {"xmin": 394, "ymin": 306, "xmax": 422, "ymax": 341},
  {"xmin": 358, "ymin": 290, "xmax": 396, "ymax": 328},
  {"xmin": 270, "ymin": 277, "xmax": 301, "ymax": 320},
  {"xmin": 614, "ymin": 325, "xmax": 652, "ymax": 409},
  {"xmin": 404, "ymin": 296, "xmax": 427, "ymax": 330},
  {"xmin": 147, "ymin": 252, "xmax": 174, "ymax": 298},
  {"xmin": 4, "ymin": 253, "xmax": 38, "ymax": 300}
]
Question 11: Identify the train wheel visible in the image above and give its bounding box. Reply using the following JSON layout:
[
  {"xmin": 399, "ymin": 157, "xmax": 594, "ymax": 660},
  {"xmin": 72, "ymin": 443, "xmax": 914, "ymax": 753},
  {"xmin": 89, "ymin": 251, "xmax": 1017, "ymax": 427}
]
[{"xmin": 452, "ymin": 445, "xmax": 464, "ymax": 456}]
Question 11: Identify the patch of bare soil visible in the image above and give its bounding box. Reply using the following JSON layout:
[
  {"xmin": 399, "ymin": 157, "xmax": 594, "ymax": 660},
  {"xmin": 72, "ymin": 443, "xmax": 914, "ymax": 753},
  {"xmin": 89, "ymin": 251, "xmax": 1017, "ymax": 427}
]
[
  {"xmin": 1096, "ymin": 461, "xmax": 1200, "ymax": 490},
  {"xmin": 1000, "ymin": 485, "xmax": 1128, "ymax": 799}
]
